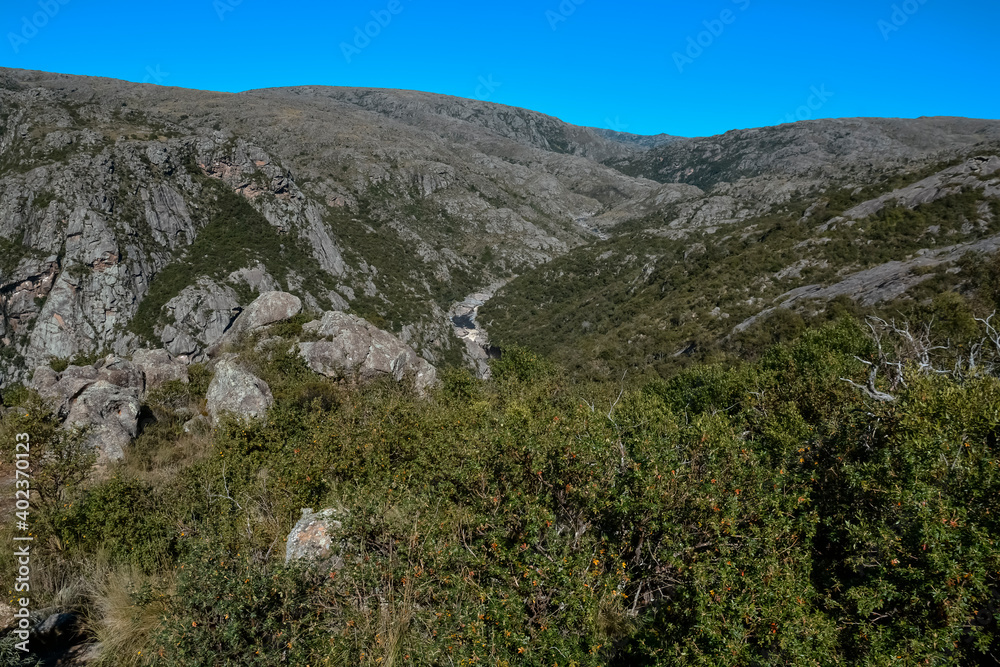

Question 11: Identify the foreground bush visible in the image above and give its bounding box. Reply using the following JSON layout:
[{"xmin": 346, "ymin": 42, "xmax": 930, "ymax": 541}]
[{"xmin": 3, "ymin": 323, "xmax": 999, "ymax": 665}]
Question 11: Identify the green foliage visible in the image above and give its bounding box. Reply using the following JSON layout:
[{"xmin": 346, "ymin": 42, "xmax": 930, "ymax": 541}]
[
  {"xmin": 186, "ymin": 363, "xmax": 213, "ymax": 398},
  {"xmin": 0, "ymin": 231, "xmax": 30, "ymax": 278},
  {"xmin": 0, "ymin": 382, "xmax": 32, "ymax": 407},
  {"xmin": 264, "ymin": 311, "xmax": 313, "ymax": 339},
  {"xmin": 48, "ymin": 357, "xmax": 70, "ymax": 372},
  {"xmin": 49, "ymin": 476, "xmax": 177, "ymax": 572},
  {"xmin": 483, "ymin": 185, "xmax": 999, "ymax": 383},
  {"xmin": 959, "ymin": 248, "xmax": 1000, "ymax": 311},
  {"xmin": 129, "ymin": 175, "xmax": 335, "ymax": 343},
  {"xmin": 489, "ymin": 344, "xmax": 556, "ymax": 384},
  {"xmin": 8, "ymin": 316, "xmax": 1000, "ymax": 664}
]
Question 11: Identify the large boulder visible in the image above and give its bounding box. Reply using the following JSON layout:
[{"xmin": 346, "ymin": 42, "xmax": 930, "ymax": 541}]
[
  {"xmin": 132, "ymin": 348, "xmax": 189, "ymax": 394},
  {"xmin": 158, "ymin": 279, "xmax": 241, "ymax": 361},
  {"xmin": 30, "ymin": 356, "xmax": 145, "ymax": 462},
  {"xmin": 209, "ymin": 291, "xmax": 302, "ymax": 353},
  {"xmin": 64, "ymin": 382, "xmax": 141, "ymax": 462},
  {"xmin": 205, "ymin": 358, "xmax": 274, "ymax": 426},
  {"xmin": 285, "ymin": 507, "xmax": 347, "ymax": 566},
  {"xmin": 298, "ymin": 311, "xmax": 436, "ymax": 394}
]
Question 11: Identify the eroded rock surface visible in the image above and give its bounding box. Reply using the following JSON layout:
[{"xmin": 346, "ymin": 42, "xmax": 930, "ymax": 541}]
[
  {"xmin": 299, "ymin": 311, "xmax": 437, "ymax": 394},
  {"xmin": 285, "ymin": 507, "xmax": 347, "ymax": 566},
  {"xmin": 205, "ymin": 358, "xmax": 274, "ymax": 425},
  {"xmin": 211, "ymin": 291, "xmax": 302, "ymax": 352},
  {"xmin": 132, "ymin": 348, "xmax": 189, "ymax": 393},
  {"xmin": 30, "ymin": 356, "xmax": 145, "ymax": 461}
]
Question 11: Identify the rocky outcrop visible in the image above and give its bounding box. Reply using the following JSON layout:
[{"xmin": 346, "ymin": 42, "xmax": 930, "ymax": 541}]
[
  {"xmin": 210, "ymin": 291, "xmax": 302, "ymax": 352},
  {"xmin": 733, "ymin": 230, "xmax": 1000, "ymax": 334},
  {"xmin": 158, "ymin": 279, "xmax": 241, "ymax": 361},
  {"xmin": 285, "ymin": 507, "xmax": 347, "ymax": 566},
  {"xmin": 30, "ymin": 356, "xmax": 145, "ymax": 462},
  {"xmin": 205, "ymin": 358, "xmax": 274, "ymax": 426},
  {"xmin": 132, "ymin": 348, "xmax": 189, "ymax": 393},
  {"xmin": 834, "ymin": 155, "xmax": 1000, "ymax": 223},
  {"xmin": 298, "ymin": 311, "xmax": 437, "ymax": 394}
]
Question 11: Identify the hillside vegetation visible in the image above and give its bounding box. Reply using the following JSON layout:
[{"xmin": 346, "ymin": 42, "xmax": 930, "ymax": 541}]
[{"xmin": 3, "ymin": 285, "xmax": 1000, "ymax": 664}]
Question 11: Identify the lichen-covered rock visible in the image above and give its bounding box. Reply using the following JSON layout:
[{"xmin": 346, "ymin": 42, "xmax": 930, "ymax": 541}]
[
  {"xmin": 299, "ymin": 311, "xmax": 436, "ymax": 394},
  {"xmin": 132, "ymin": 348, "xmax": 189, "ymax": 393},
  {"xmin": 159, "ymin": 279, "xmax": 241, "ymax": 360},
  {"xmin": 285, "ymin": 507, "xmax": 347, "ymax": 566},
  {"xmin": 30, "ymin": 355, "xmax": 145, "ymax": 462},
  {"xmin": 210, "ymin": 291, "xmax": 302, "ymax": 353},
  {"xmin": 205, "ymin": 358, "xmax": 274, "ymax": 426}
]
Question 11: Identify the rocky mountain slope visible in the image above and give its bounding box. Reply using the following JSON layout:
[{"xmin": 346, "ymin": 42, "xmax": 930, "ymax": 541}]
[
  {"xmin": 2, "ymin": 67, "xmax": 1000, "ymax": 389},
  {"xmin": 0, "ymin": 68, "xmax": 662, "ymax": 384}
]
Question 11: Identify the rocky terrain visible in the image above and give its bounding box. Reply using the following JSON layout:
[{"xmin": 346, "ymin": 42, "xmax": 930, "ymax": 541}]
[
  {"xmin": 2, "ymin": 67, "xmax": 1000, "ymax": 391},
  {"xmin": 3, "ymin": 67, "xmax": 1000, "ymax": 666}
]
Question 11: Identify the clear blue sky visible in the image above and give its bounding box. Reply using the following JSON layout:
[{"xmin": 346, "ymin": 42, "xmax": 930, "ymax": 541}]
[{"xmin": 1, "ymin": 0, "xmax": 997, "ymax": 137}]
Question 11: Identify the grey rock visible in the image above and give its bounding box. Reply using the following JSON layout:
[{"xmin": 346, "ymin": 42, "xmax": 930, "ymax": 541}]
[
  {"xmin": 211, "ymin": 291, "xmax": 302, "ymax": 353},
  {"xmin": 159, "ymin": 279, "xmax": 241, "ymax": 360},
  {"xmin": 132, "ymin": 348, "xmax": 189, "ymax": 393},
  {"xmin": 182, "ymin": 414, "xmax": 211, "ymax": 434},
  {"xmin": 285, "ymin": 507, "xmax": 347, "ymax": 566},
  {"xmin": 29, "ymin": 356, "xmax": 145, "ymax": 461},
  {"xmin": 227, "ymin": 262, "xmax": 280, "ymax": 294},
  {"xmin": 841, "ymin": 155, "xmax": 1000, "ymax": 221},
  {"xmin": 299, "ymin": 311, "xmax": 437, "ymax": 394},
  {"xmin": 30, "ymin": 611, "xmax": 80, "ymax": 651},
  {"xmin": 205, "ymin": 358, "xmax": 274, "ymax": 426}
]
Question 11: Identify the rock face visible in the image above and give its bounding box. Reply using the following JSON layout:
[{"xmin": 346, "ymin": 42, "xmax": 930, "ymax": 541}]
[
  {"xmin": 298, "ymin": 311, "xmax": 437, "ymax": 394},
  {"xmin": 158, "ymin": 279, "xmax": 241, "ymax": 361},
  {"xmin": 30, "ymin": 356, "xmax": 145, "ymax": 462},
  {"xmin": 131, "ymin": 348, "xmax": 189, "ymax": 392},
  {"xmin": 285, "ymin": 507, "xmax": 347, "ymax": 566},
  {"xmin": 205, "ymin": 358, "xmax": 274, "ymax": 426},
  {"xmin": 210, "ymin": 291, "xmax": 302, "ymax": 352},
  {"xmin": 838, "ymin": 155, "xmax": 1000, "ymax": 222},
  {"xmin": 30, "ymin": 611, "xmax": 81, "ymax": 654}
]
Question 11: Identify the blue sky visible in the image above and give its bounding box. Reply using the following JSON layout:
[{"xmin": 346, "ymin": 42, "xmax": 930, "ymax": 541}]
[{"xmin": 1, "ymin": 0, "xmax": 997, "ymax": 137}]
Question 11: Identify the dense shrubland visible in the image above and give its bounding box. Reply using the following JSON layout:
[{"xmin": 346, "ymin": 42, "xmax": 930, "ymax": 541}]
[
  {"xmin": 481, "ymin": 187, "xmax": 1000, "ymax": 383},
  {"xmin": 3, "ymin": 296, "xmax": 1000, "ymax": 665}
]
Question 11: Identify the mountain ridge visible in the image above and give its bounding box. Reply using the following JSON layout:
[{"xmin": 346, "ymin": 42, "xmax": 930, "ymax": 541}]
[{"xmin": 2, "ymin": 67, "xmax": 1000, "ymax": 387}]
